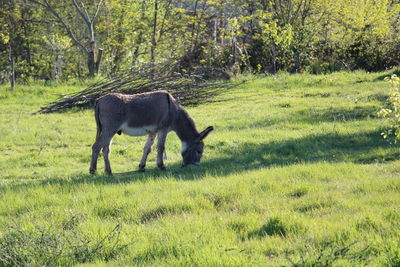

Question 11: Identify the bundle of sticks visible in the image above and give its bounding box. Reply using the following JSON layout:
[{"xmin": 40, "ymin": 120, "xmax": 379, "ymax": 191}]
[{"xmin": 37, "ymin": 65, "xmax": 235, "ymax": 114}]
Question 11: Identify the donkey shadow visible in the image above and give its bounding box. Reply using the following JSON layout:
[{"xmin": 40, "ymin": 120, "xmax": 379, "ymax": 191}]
[
  {"xmin": 374, "ymin": 69, "xmax": 400, "ymax": 81},
  {"xmin": 166, "ymin": 129, "xmax": 396, "ymax": 180},
  {"xmin": 0, "ymin": 129, "xmax": 396, "ymax": 192},
  {"xmin": 75, "ymin": 128, "xmax": 397, "ymax": 184}
]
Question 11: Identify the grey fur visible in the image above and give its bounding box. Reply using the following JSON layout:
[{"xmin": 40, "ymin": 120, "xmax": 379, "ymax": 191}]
[{"xmin": 89, "ymin": 91, "xmax": 213, "ymax": 175}]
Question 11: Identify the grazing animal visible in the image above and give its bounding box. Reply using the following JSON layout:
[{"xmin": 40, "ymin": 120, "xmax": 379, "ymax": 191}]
[{"xmin": 89, "ymin": 91, "xmax": 214, "ymax": 175}]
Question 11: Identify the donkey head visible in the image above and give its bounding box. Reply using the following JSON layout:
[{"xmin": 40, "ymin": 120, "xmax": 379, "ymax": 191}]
[{"xmin": 181, "ymin": 126, "xmax": 214, "ymax": 167}]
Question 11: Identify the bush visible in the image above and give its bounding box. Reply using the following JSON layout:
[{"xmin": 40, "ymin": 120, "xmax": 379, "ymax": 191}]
[
  {"xmin": 378, "ymin": 74, "xmax": 400, "ymax": 142},
  {"xmin": 0, "ymin": 219, "xmax": 129, "ymax": 266}
]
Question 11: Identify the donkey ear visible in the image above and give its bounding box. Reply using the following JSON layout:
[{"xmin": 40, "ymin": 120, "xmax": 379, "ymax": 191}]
[{"xmin": 197, "ymin": 126, "xmax": 214, "ymax": 141}]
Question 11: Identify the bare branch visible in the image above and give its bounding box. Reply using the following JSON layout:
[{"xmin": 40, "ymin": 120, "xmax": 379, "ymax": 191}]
[
  {"xmin": 28, "ymin": 0, "xmax": 47, "ymax": 8},
  {"xmin": 92, "ymin": 0, "xmax": 104, "ymax": 23},
  {"xmin": 272, "ymin": 0, "xmax": 285, "ymax": 23},
  {"xmin": 158, "ymin": 0, "xmax": 173, "ymax": 41},
  {"xmin": 71, "ymin": 0, "xmax": 91, "ymax": 28},
  {"xmin": 300, "ymin": 0, "xmax": 312, "ymax": 25},
  {"xmin": 71, "ymin": 0, "xmax": 96, "ymax": 42},
  {"xmin": 22, "ymin": 18, "xmax": 58, "ymax": 24},
  {"xmin": 291, "ymin": 0, "xmax": 305, "ymax": 24},
  {"xmin": 81, "ymin": 1, "xmax": 92, "ymax": 22},
  {"xmin": 36, "ymin": 63, "xmax": 236, "ymax": 114},
  {"xmin": 28, "ymin": 0, "xmax": 89, "ymax": 55}
]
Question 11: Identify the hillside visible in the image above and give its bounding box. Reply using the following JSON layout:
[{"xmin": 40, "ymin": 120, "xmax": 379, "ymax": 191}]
[{"xmin": 0, "ymin": 71, "xmax": 399, "ymax": 266}]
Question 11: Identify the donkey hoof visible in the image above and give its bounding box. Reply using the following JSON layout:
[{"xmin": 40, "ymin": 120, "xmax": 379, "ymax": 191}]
[
  {"xmin": 158, "ymin": 165, "xmax": 166, "ymax": 171},
  {"xmin": 89, "ymin": 168, "xmax": 96, "ymax": 175},
  {"xmin": 138, "ymin": 164, "xmax": 146, "ymax": 172},
  {"xmin": 105, "ymin": 170, "xmax": 113, "ymax": 176}
]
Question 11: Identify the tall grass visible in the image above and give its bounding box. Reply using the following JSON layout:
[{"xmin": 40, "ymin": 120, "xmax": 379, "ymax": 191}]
[{"xmin": 0, "ymin": 70, "xmax": 399, "ymax": 266}]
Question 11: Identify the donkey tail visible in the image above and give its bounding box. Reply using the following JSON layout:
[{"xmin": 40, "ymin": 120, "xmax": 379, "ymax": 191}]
[{"xmin": 94, "ymin": 100, "xmax": 102, "ymax": 141}]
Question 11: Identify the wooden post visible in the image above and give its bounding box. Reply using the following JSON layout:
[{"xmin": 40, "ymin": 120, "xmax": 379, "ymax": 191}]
[
  {"xmin": 88, "ymin": 41, "xmax": 96, "ymax": 77},
  {"xmin": 52, "ymin": 55, "xmax": 63, "ymax": 80},
  {"xmin": 95, "ymin": 48, "xmax": 103, "ymax": 74}
]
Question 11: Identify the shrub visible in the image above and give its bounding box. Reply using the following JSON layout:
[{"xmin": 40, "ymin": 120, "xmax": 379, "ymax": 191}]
[
  {"xmin": 378, "ymin": 74, "xmax": 400, "ymax": 142},
  {"xmin": 0, "ymin": 219, "xmax": 129, "ymax": 266}
]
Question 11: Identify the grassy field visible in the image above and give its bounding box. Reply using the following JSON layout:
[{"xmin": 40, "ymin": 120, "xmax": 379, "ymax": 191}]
[{"xmin": 0, "ymin": 71, "xmax": 399, "ymax": 266}]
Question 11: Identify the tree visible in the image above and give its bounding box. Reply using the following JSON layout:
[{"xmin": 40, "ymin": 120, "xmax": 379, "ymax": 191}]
[
  {"xmin": 29, "ymin": 0, "xmax": 104, "ymax": 77},
  {"xmin": 0, "ymin": 0, "xmax": 19, "ymax": 89},
  {"xmin": 1, "ymin": 0, "xmax": 400, "ymax": 80}
]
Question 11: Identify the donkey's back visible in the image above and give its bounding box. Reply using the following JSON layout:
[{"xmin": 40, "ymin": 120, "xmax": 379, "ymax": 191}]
[{"xmin": 96, "ymin": 91, "xmax": 174, "ymax": 134}]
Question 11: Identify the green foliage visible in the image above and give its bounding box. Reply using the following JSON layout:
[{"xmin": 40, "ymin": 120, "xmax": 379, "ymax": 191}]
[
  {"xmin": 383, "ymin": 241, "xmax": 400, "ymax": 267},
  {"xmin": 378, "ymin": 74, "xmax": 400, "ymax": 142},
  {"xmin": 2, "ymin": 0, "xmax": 400, "ymax": 83}
]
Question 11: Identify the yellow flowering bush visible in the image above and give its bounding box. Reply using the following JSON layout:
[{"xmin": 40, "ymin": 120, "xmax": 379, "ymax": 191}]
[{"xmin": 378, "ymin": 74, "xmax": 400, "ymax": 141}]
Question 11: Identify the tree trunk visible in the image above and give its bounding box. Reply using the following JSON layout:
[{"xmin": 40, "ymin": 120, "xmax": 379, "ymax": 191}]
[
  {"xmin": 77, "ymin": 61, "xmax": 82, "ymax": 79},
  {"xmin": 292, "ymin": 50, "xmax": 300, "ymax": 73},
  {"xmin": 8, "ymin": 43, "xmax": 15, "ymax": 91},
  {"xmin": 192, "ymin": 0, "xmax": 207, "ymax": 52},
  {"xmin": 88, "ymin": 41, "xmax": 96, "ymax": 77},
  {"xmin": 95, "ymin": 48, "xmax": 103, "ymax": 74},
  {"xmin": 52, "ymin": 55, "xmax": 63, "ymax": 80},
  {"xmin": 150, "ymin": 0, "xmax": 158, "ymax": 77},
  {"xmin": 29, "ymin": 0, "xmax": 104, "ymax": 78},
  {"xmin": 214, "ymin": 17, "xmax": 218, "ymax": 43},
  {"xmin": 132, "ymin": 0, "xmax": 146, "ymax": 66},
  {"xmin": 88, "ymin": 51, "xmax": 95, "ymax": 77},
  {"xmin": 220, "ymin": 3, "xmax": 225, "ymax": 46},
  {"xmin": 270, "ymin": 43, "xmax": 277, "ymax": 73}
]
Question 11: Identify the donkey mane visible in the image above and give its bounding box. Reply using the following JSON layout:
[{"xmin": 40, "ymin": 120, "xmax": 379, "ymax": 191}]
[{"xmin": 174, "ymin": 107, "xmax": 199, "ymax": 142}]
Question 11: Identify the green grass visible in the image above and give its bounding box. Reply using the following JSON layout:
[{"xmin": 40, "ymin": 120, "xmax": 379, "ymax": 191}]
[{"xmin": 0, "ymin": 70, "xmax": 399, "ymax": 266}]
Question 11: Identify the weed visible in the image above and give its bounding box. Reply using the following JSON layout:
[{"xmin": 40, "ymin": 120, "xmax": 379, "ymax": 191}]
[
  {"xmin": 0, "ymin": 219, "xmax": 129, "ymax": 266},
  {"xmin": 288, "ymin": 188, "xmax": 308, "ymax": 198},
  {"xmin": 285, "ymin": 241, "xmax": 371, "ymax": 266}
]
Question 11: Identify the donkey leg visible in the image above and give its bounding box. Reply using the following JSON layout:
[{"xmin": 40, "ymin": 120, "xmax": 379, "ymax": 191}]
[
  {"xmin": 138, "ymin": 133, "xmax": 156, "ymax": 172},
  {"xmin": 156, "ymin": 131, "xmax": 168, "ymax": 170},
  {"xmin": 102, "ymin": 138, "xmax": 114, "ymax": 176},
  {"xmin": 89, "ymin": 140, "xmax": 102, "ymax": 174},
  {"xmin": 89, "ymin": 132, "xmax": 114, "ymax": 175}
]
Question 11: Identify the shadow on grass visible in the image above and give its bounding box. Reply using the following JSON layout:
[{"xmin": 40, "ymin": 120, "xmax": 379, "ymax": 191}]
[
  {"xmin": 248, "ymin": 217, "xmax": 288, "ymax": 239},
  {"xmin": 295, "ymin": 106, "xmax": 378, "ymax": 124},
  {"xmin": 193, "ymin": 130, "xmax": 397, "ymax": 178},
  {"xmin": 0, "ymin": 131, "xmax": 399, "ymax": 194},
  {"xmin": 222, "ymin": 105, "xmax": 379, "ymax": 132},
  {"xmin": 374, "ymin": 69, "xmax": 400, "ymax": 81},
  {"xmin": 1, "ymin": 129, "xmax": 397, "ymax": 191}
]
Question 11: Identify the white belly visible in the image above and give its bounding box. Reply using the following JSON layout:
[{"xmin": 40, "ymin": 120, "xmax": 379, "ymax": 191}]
[{"xmin": 120, "ymin": 122, "xmax": 157, "ymax": 136}]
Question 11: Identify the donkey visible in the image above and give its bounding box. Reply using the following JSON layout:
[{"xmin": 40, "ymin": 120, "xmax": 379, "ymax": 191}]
[{"xmin": 89, "ymin": 91, "xmax": 214, "ymax": 175}]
